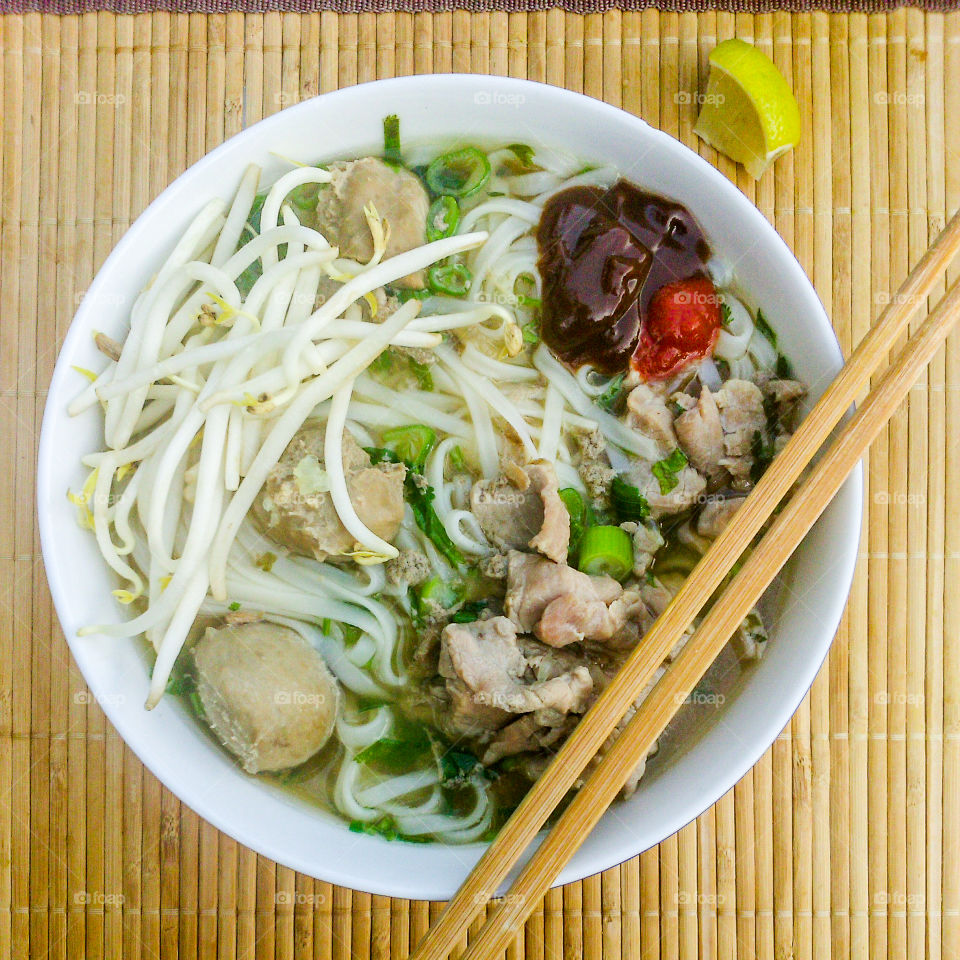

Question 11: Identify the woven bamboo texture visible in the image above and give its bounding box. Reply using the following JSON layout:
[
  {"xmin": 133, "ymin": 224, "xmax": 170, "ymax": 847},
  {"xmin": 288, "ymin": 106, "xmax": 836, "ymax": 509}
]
[{"xmin": 1, "ymin": 8, "xmax": 958, "ymax": 959}]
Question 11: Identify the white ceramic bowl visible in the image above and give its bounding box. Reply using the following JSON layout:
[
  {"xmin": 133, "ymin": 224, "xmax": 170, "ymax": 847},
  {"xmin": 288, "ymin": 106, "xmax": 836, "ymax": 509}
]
[{"xmin": 38, "ymin": 75, "xmax": 861, "ymax": 900}]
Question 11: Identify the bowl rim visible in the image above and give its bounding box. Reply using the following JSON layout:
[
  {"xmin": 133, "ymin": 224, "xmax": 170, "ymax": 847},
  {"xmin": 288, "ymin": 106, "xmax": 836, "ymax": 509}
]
[{"xmin": 38, "ymin": 73, "xmax": 863, "ymax": 900}]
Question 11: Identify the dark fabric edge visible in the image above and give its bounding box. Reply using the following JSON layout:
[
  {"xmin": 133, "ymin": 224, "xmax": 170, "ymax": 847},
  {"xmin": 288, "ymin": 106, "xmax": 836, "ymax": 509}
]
[{"xmin": 2, "ymin": 0, "xmax": 957, "ymax": 16}]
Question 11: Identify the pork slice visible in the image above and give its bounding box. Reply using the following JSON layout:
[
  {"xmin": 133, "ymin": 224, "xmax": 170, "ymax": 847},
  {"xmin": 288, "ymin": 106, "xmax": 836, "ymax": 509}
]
[
  {"xmin": 696, "ymin": 496, "xmax": 746, "ymax": 538},
  {"xmin": 505, "ymin": 551, "xmax": 622, "ymax": 632},
  {"xmin": 439, "ymin": 617, "xmax": 594, "ymax": 722},
  {"xmin": 623, "ymin": 460, "xmax": 707, "ymax": 518},
  {"xmin": 471, "ymin": 461, "xmax": 570, "ymax": 563},
  {"xmin": 714, "ymin": 379, "xmax": 766, "ymax": 486},
  {"xmin": 674, "ymin": 386, "xmax": 726, "ymax": 484},
  {"xmin": 535, "ymin": 590, "xmax": 646, "ymax": 648},
  {"xmin": 481, "ymin": 712, "xmax": 577, "ymax": 765},
  {"xmin": 625, "ymin": 384, "xmax": 678, "ymax": 452}
]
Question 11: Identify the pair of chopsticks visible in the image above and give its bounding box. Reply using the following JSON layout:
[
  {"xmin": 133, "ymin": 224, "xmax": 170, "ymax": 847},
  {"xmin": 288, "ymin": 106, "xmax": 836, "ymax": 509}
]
[{"xmin": 411, "ymin": 207, "xmax": 960, "ymax": 960}]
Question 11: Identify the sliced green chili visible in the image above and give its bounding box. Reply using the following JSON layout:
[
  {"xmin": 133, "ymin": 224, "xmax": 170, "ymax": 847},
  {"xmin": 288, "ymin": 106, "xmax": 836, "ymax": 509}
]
[
  {"xmin": 427, "ymin": 262, "xmax": 472, "ymax": 297},
  {"xmin": 425, "ymin": 147, "xmax": 491, "ymax": 198},
  {"xmin": 426, "ymin": 195, "xmax": 460, "ymax": 242}
]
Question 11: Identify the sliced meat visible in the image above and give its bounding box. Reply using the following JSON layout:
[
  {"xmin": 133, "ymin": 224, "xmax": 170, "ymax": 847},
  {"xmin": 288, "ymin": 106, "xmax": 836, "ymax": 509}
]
[
  {"xmin": 696, "ymin": 496, "xmax": 745, "ymax": 538},
  {"xmin": 256, "ymin": 427, "xmax": 405, "ymax": 563},
  {"xmin": 315, "ymin": 157, "xmax": 430, "ymax": 288},
  {"xmin": 482, "ymin": 712, "xmax": 576, "ymax": 765},
  {"xmin": 731, "ymin": 608, "xmax": 768, "ymax": 661},
  {"xmin": 674, "ymin": 386, "xmax": 726, "ymax": 484},
  {"xmin": 620, "ymin": 518, "xmax": 664, "ymax": 578},
  {"xmin": 535, "ymin": 590, "xmax": 645, "ymax": 648},
  {"xmin": 622, "ymin": 459, "xmax": 707, "ymax": 518},
  {"xmin": 714, "ymin": 379, "xmax": 766, "ymax": 487},
  {"xmin": 439, "ymin": 617, "xmax": 594, "ymax": 728},
  {"xmin": 625, "ymin": 384, "xmax": 678, "ymax": 451},
  {"xmin": 505, "ymin": 551, "xmax": 622, "ymax": 632},
  {"xmin": 760, "ymin": 377, "xmax": 806, "ymax": 424},
  {"xmin": 471, "ymin": 460, "xmax": 570, "ymax": 563}
]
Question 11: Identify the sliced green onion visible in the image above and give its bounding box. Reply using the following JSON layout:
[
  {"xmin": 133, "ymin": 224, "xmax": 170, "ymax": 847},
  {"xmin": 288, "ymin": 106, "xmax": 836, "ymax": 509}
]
[
  {"xmin": 426, "ymin": 195, "xmax": 460, "ymax": 242},
  {"xmin": 418, "ymin": 576, "xmax": 464, "ymax": 611},
  {"xmin": 427, "ymin": 262, "xmax": 472, "ymax": 297},
  {"xmin": 521, "ymin": 320, "xmax": 540, "ymax": 345},
  {"xmin": 595, "ymin": 373, "xmax": 626, "ymax": 414},
  {"xmin": 651, "ymin": 448, "xmax": 688, "ymax": 495},
  {"xmin": 559, "ymin": 488, "xmax": 586, "ymax": 557},
  {"xmin": 449, "ymin": 445, "xmax": 467, "ymax": 472},
  {"xmin": 288, "ymin": 179, "xmax": 322, "ymax": 213},
  {"xmin": 611, "ymin": 476, "xmax": 650, "ymax": 522},
  {"xmin": 577, "ymin": 525, "xmax": 633, "ymax": 581},
  {"xmin": 425, "ymin": 147, "xmax": 491, "ymax": 198},
  {"xmin": 754, "ymin": 308, "xmax": 777, "ymax": 349},
  {"xmin": 382, "ymin": 424, "xmax": 437, "ymax": 471},
  {"xmin": 506, "ymin": 143, "xmax": 536, "ymax": 169},
  {"xmin": 451, "ymin": 600, "xmax": 488, "ymax": 624},
  {"xmin": 383, "ymin": 114, "xmax": 402, "ymax": 167}
]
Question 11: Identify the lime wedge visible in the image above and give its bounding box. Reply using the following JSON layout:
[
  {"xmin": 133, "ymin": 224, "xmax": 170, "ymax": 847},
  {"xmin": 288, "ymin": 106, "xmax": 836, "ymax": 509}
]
[{"xmin": 693, "ymin": 38, "xmax": 801, "ymax": 180}]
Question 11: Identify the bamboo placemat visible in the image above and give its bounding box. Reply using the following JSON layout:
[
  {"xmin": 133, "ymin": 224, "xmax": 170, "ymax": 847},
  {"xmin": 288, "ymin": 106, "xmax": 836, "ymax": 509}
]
[{"xmin": 2, "ymin": 9, "xmax": 959, "ymax": 959}]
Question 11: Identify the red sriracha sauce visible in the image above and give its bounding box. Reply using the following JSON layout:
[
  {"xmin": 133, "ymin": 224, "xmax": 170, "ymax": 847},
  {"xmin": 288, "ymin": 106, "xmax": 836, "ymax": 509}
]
[
  {"xmin": 536, "ymin": 179, "xmax": 718, "ymax": 379},
  {"xmin": 631, "ymin": 275, "xmax": 722, "ymax": 381}
]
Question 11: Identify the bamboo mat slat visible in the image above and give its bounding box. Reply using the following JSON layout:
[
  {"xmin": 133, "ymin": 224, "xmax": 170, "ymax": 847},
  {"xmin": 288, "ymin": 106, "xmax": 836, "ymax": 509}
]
[{"xmin": 2, "ymin": 9, "xmax": 958, "ymax": 959}]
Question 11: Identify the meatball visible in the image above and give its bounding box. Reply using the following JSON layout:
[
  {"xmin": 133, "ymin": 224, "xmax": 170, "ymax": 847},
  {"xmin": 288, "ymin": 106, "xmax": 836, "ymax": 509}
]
[
  {"xmin": 255, "ymin": 425, "xmax": 406, "ymax": 563},
  {"xmin": 193, "ymin": 621, "xmax": 340, "ymax": 774}
]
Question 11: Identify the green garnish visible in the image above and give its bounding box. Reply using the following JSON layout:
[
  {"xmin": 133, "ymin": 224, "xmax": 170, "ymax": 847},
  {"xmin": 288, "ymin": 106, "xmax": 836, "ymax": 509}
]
[
  {"xmin": 449, "ymin": 445, "xmax": 467, "ymax": 472},
  {"xmin": 451, "ymin": 600, "xmax": 489, "ymax": 624},
  {"xmin": 409, "ymin": 357, "xmax": 434, "ymax": 391},
  {"xmin": 187, "ymin": 691, "xmax": 206, "ymax": 718},
  {"xmin": 754, "ymin": 308, "xmax": 777, "ymax": 349},
  {"xmin": 228, "ymin": 601, "xmax": 241, "ymax": 611},
  {"xmin": 348, "ymin": 816, "xmax": 430, "ymax": 843},
  {"xmin": 720, "ymin": 301, "xmax": 733, "ymax": 328},
  {"xmin": 382, "ymin": 424, "xmax": 437, "ymax": 471},
  {"xmin": 427, "ymin": 262, "xmax": 472, "ymax": 297},
  {"xmin": 425, "ymin": 147, "xmax": 491, "ymax": 198},
  {"xmin": 521, "ymin": 320, "xmax": 540, "ymax": 344},
  {"xmin": 775, "ymin": 353, "xmax": 794, "ymax": 378},
  {"xmin": 341, "ymin": 623, "xmax": 362, "ymax": 646},
  {"xmin": 596, "ymin": 373, "xmax": 627, "ymax": 414},
  {"xmin": 426, "ymin": 195, "xmax": 460, "ymax": 242},
  {"xmin": 395, "ymin": 287, "xmax": 432, "ymax": 304},
  {"xmin": 750, "ymin": 429, "xmax": 776, "ymax": 484},
  {"xmin": 383, "ymin": 114, "xmax": 402, "ymax": 167},
  {"xmin": 407, "ymin": 479, "xmax": 464, "ymax": 569},
  {"xmin": 559, "ymin": 487, "xmax": 586, "ymax": 557},
  {"xmin": 287, "ymin": 179, "xmax": 322, "ymax": 214},
  {"xmin": 577, "ymin": 525, "xmax": 634, "ymax": 581},
  {"xmin": 355, "ymin": 737, "xmax": 430, "ymax": 773},
  {"xmin": 439, "ymin": 748, "xmax": 480, "ymax": 782},
  {"xmin": 610, "ymin": 476, "xmax": 651, "ymax": 522},
  {"xmin": 255, "ymin": 551, "xmax": 277, "ymax": 572},
  {"xmin": 417, "ymin": 576, "xmax": 463, "ymax": 611},
  {"xmin": 651, "ymin": 448, "xmax": 688, "ymax": 495},
  {"xmin": 506, "ymin": 143, "xmax": 536, "ymax": 169}
]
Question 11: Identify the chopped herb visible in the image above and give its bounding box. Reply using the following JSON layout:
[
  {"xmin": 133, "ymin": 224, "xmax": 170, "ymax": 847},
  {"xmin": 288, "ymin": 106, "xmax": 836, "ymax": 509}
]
[
  {"xmin": 255, "ymin": 551, "xmax": 277, "ymax": 572},
  {"xmin": 775, "ymin": 353, "xmax": 794, "ymax": 379},
  {"xmin": 417, "ymin": 576, "xmax": 464, "ymax": 612},
  {"xmin": 355, "ymin": 697, "xmax": 390, "ymax": 713},
  {"xmin": 559, "ymin": 487, "xmax": 587, "ymax": 557},
  {"xmin": 382, "ymin": 114, "xmax": 402, "ymax": 167},
  {"xmin": 287, "ymin": 179, "xmax": 322, "ymax": 214},
  {"xmin": 365, "ymin": 446, "xmax": 403, "ymax": 466},
  {"xmin": 348, "ymin": 816, "xmax": 431, "ymax": 843},
  {"xmin": 341, "ymin": 623, "xmax": 362, "ymax": 647},
  {"xmin": 165, "ymin": 672, "xmax": 192, "ymax": 696},
  {"xmin": 517, "ymin": 294, "xmax": 541, "ymax": 309},
  {"xmin": 382, "ymin": 424, "xmax": 437, "ymax": 471},
  {"xmin": 369, "ymin": 350, "xmax": 395, "ymax": 375},
  {"xmin": 651, "ymin": 448, "xmax": 688, "ymax": 495},
  {"xmin": 506, "ymin": 143, "xmax": 536, "ymax": 169},
  {"xmin": 187, "ymin": 690, "xmax": 205, "ymax": 718},
  {"xmin": 439, "ymin": 748, "xmax": 480, "ymax": 783},
  {"xmin": 394, "ymin": 287, "xmax": 432, "ymax": 304},
  {"xmin": 750, "ymin": 429, "xmax": 776, "ymax": 484},
  {"xmin": 228, "ymin": 601, "xmax": 241, "ymax": 611},
  {"xmin": 720, "ymin": 301, "xmax": 733, "ymax": 328},
  {"xmin": 645, "ymin": 570, "xmax": 657, "ymax": 586},
  {"xmin": 521, "ymin": 319, "xmax": 540, "ymax": 345},
  {"xmin": 355, "ymin": 736, "xmax": 431, "ymax": 773},
  {"xmin": 451, "ymin": 600, "xmax": 488, "ymax": 624},
  {"xmin": 610, "ymin": 475, "xmax": 651, "ymax": 522},
  {"xmin": 449, "ymin": 445, "xmax": 467, "ymax": 472},
  {"xmin": 409, "ymin": 357, "xmax": 434, "ymax": 391},
  {"xmin": 754, "ymin": 308, "xmax": 778, "ymax": 349},
  {"xmin": 321, "ymin": 618, "xmax": 332, "ymax": 634},
  {"xmin": 487, "ymin": 190, "xmax": 505, "ymax": 198},
  {"xmin": 596, "ymin": 373, "xmax": 627, "ymax": 414},
  {"xmin": 407, "ymin": 477, "xmax": 464, "ymax": 569}
]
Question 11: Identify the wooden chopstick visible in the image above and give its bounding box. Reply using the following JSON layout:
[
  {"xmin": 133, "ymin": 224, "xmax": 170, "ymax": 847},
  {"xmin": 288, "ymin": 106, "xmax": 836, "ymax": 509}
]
[
  {"xmin": 411, "ymin": 207, "xmax": 960, "ymax": 960},
  {"xmin": 455, "ymin": 260, "xmax": 960, "ymax": 960}
]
